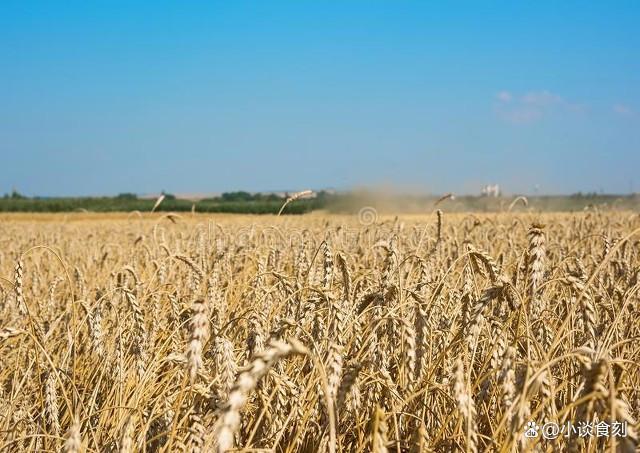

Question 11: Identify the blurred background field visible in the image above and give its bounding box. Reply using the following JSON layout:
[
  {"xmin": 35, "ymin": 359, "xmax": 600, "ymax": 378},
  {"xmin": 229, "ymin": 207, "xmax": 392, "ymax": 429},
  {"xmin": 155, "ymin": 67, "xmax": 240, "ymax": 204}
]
[{"xmin": 1, "ymin": 190, "xmax": 639, "ymax": 214}]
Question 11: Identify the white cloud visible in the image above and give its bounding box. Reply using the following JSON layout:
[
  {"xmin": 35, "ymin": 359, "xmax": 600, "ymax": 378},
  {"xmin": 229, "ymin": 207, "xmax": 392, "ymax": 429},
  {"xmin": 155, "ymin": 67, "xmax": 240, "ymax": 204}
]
[
  {"xmin": 496, "ymin": 91, "xmax": 512, "ymax": 103},
  {"xmin": 613, "ymin": 103, "xmax": 636, "ymax": 117},
  {"xmin": 495, "ymin": 90, "xmax": 584, "ymax": 124},
  {"xmin": 521, "ymin": 90, "xmax": 563, "ymax": 107}
]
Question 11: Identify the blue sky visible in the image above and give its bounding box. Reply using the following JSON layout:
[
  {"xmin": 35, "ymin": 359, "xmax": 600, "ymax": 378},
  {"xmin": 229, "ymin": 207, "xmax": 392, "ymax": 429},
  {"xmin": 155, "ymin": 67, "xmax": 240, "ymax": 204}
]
[{"xmin": 1, "ymin": 1, "xmax": 639, "ymax": 196}]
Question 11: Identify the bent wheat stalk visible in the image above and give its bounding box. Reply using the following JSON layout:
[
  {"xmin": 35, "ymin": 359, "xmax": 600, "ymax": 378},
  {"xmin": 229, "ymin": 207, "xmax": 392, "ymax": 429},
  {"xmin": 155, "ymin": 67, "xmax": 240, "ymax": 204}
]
[{"xmin": 277, "ymin": 190, "xmax": 314, "ymax": 216}]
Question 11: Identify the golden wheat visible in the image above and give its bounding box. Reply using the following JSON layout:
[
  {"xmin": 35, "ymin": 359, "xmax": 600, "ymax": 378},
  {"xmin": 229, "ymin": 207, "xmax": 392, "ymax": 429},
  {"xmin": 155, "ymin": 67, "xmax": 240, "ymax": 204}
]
[{"xmin": 0, "ymin": 211, "xmax": 639, "ymax": 452}]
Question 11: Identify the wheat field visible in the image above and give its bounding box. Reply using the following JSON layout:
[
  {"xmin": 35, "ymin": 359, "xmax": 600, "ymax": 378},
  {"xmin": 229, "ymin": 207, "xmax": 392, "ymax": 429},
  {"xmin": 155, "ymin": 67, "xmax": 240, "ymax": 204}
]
[{"xmin": 1, "ymin": 211, "xmax": 639, "ymax": 452}]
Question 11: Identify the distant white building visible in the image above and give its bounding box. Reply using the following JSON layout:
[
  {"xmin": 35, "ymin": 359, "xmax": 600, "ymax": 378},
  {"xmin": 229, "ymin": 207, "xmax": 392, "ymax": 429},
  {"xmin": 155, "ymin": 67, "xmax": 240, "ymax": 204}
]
[{"xmin": 481, "ymin": 184, "xmax": 501, "ymax": 197}]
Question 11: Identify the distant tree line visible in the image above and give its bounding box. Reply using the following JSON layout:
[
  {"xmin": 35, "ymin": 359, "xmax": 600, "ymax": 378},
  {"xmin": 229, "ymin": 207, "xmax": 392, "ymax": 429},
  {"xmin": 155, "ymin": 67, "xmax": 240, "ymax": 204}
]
[
  {"xmin": 2, "ymin": 189, "xmax": 27, "ymax": 200},
  {"xmin": 0, "ymin": 190, "xmax": 333, "ymax": 214}
]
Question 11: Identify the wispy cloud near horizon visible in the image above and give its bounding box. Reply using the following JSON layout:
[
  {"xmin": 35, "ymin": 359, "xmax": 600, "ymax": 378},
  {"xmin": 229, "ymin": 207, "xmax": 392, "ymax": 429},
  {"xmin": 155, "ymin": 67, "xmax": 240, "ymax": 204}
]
[
  {"xmin": 494, "ymin": 90, "xmax": 585, "ymax": 124},
  {"xmin": 612, "ymin": 103, "xmax": 637, "ymax": 118},
  {"xmin": 496, "ymin": 91, "xmax": 513, "ymax": 103}
]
